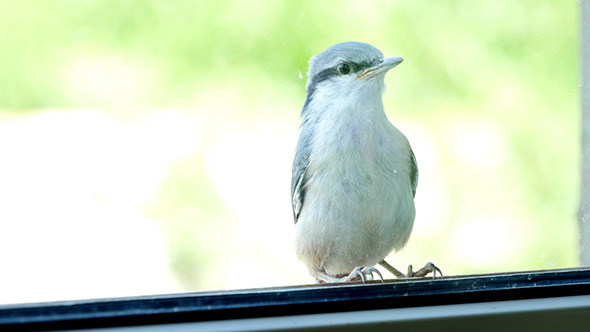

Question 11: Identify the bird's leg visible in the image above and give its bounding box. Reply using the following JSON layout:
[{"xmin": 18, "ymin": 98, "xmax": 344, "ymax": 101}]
[
  {"xmin": 314, "ymin": 267, "xmax": 384, "ymax": 284},
  {"xmin": 379, "ymin": 260, "xmax": 442, "ymax": 279},
  {"xmin": 379, "ymin": 260, "xmax": 408, "ymax": 278}
]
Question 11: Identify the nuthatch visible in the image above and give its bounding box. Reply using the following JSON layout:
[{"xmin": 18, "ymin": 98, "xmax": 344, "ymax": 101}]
[{"xmin": 291, "ymin": 41, "xmax": 440, "ymax": 283}]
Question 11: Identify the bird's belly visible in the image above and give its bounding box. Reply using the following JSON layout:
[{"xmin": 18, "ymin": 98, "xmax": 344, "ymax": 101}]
[{"xmin": 295, "ymin": 147, "xmax": 415, "ymax": 276}]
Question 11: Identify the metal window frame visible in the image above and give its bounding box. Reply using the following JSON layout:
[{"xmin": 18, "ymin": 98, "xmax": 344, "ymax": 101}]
[{"xmin": 2, "ymin": 268, "xmax": 590, "ymax": 331}]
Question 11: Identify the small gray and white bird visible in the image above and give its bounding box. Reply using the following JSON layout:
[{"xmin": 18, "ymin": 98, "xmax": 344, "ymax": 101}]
[{"xmin": 291, "ymin": 41, "xmax": 440, "ymax": 283}]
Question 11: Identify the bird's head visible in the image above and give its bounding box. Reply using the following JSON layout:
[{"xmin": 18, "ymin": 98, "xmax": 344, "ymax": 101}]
[{"xmin": 304, "ymin": 42, "xmax": 403, "ymax": 103}]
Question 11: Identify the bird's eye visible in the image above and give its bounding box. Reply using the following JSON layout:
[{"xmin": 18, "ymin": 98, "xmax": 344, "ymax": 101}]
[{"xmin": 338, "ymin": 63, "xmax": 351, "ymax": 75}]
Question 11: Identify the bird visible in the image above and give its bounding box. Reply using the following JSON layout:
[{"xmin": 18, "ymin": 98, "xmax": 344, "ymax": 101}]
[{"xmin": 291, "ymin": 41, "xmax": 440, "ymax": 283}]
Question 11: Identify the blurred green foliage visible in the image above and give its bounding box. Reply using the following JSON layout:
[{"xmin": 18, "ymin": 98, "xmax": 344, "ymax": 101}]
[
  {"xmin": 0, "ymin": 1, "xmax": 578, "ymax": 111},
  {"xmin": 0, "ymin": 0, "xmax": 580, "ymax": 288}
]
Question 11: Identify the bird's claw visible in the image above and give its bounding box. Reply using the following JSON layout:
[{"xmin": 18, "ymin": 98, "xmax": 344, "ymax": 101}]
[{"xmin": 347, "ymin": 266, "xmax": 384, "ymax": 283}]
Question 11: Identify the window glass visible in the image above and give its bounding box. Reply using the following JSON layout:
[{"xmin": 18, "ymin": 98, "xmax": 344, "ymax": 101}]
[{"xmin": 0, "ymin": 0, "xmax": 580, "ymax": 304}]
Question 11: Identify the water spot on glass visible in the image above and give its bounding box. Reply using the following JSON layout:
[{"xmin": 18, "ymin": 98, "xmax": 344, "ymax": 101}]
[{"xmin": 549, "ymin": 259, "xmax": 557, "ymax": 266}]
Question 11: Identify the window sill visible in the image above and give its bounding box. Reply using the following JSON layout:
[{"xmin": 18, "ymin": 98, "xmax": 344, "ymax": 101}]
[{"xmin": 2, "ymin": 267, "xmax": 590, "ymax": 330}]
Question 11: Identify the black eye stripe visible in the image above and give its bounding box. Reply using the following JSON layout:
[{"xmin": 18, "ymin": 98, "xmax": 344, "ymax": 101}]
[
  {"xmin": 339, "ymin": 60, "xmax": 378, "ymax": 74},
  {"xmin": 313, "ymin": 67, "xmax": 340, "ymax": 85},
  {"xmin": 312, "ymin": 58, "xmax": 379, "ymax": 85},
  {"xmin": 313, "ymin": 62, "xmax": 363, "ymax": 83}
]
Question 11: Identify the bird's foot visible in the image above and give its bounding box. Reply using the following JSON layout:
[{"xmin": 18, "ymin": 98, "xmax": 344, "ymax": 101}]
[
  {"xmin": 315, "ymin": 266, "xmax": 384, "ymax": 284},
  {"xmin": 345, "ymin": 266, "xmax": 384, "ymax": 283},
  {"xmin": 408, "ymin": 262, "xmax": 443, "ymax": 278},
  {"xmin": 379, "ymin": 260, "xmax": 442, "ymax": 279}
]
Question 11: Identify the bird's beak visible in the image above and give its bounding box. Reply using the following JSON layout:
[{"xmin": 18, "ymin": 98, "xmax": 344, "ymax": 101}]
[{"xmin": 357, "ymin": 56, "xmax": 403, "ymax": 80}]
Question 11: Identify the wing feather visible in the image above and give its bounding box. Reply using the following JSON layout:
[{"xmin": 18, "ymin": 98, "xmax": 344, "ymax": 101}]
[
  {"xmin": 291, "ymin": 119, "xmax": 315, "ymax": 223},
  {"xmin": 409, "ymin": 148, "xmax": 418, "ymax": 198}
]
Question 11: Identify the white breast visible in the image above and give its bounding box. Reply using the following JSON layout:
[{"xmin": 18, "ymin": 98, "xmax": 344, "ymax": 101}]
[{"xmin": 295, "ymin": 88, "xmax": 415, "ymax": 276}]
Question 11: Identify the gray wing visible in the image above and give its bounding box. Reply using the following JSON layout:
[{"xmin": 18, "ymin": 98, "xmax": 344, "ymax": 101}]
[
  {"xmin": 409, "ymin": 147, "xmax": 418, "ymax": 198},
  {"xmin": 291, "ymin": 121, "xmax": 315, "ymax": 224}
]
